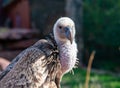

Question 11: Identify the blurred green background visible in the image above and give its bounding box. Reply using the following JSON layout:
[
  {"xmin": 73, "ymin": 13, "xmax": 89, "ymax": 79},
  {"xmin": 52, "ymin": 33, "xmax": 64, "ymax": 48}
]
[{"xmin": 83, "ymin": 0, "xmax": 120, "ymax": 72}]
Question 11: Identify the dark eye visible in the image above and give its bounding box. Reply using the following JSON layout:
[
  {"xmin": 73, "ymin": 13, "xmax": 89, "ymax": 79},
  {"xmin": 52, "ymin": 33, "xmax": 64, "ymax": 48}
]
[{"xmin": 59, "ymin": 26, "xmax": 62, "ymax": 29}]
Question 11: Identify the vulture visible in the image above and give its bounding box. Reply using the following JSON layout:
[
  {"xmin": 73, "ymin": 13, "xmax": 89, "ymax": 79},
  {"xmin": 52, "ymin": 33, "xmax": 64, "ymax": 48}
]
[{"xmin": 0, "ymin": 17, "xmax": 78, "ymax": 88}]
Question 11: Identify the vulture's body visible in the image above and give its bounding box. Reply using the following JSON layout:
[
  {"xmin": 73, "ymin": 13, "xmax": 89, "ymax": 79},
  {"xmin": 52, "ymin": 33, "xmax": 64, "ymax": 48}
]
[{"xmin": 0, "ymin": 17, "xmax": 78, "ymax": 88}]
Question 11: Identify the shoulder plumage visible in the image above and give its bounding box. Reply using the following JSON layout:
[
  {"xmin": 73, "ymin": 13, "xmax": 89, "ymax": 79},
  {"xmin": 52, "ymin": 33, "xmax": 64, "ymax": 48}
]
[{"xmin": 0, "ymin": 33, "xmax": 60, "ymax": 87}]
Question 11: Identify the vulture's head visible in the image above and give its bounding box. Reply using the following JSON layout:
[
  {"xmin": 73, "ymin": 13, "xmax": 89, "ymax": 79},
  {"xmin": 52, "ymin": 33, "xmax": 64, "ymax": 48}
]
[{"xmin": 53, "ymin": 17, "xmax": 76, "ymax": 44}]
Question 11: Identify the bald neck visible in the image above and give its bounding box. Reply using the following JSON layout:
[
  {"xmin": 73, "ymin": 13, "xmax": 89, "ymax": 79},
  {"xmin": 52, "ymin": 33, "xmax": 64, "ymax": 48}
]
[
  {"xmin": 56, "ymin": 40, "xmax": 71, "ymax": 46},
  {"xmin": 56, "ymin": 39, "xmax": 77, "ymax": 74}
]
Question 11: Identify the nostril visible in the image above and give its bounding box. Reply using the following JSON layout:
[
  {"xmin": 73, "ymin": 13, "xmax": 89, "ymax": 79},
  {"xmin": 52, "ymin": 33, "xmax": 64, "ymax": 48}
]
[{"xmin": 64, "ymin": 27, "xmax": 69, "ymax": 32}]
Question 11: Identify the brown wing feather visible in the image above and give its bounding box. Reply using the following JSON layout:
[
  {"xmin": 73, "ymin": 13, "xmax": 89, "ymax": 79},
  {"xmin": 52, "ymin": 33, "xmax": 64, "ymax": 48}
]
[
  {"xmin": 0, "ymin": 38, "xmax": 61, "ymax": 88},
  {"xmin": 0, "ymin": 40, "xmax": 59, "ymax": 88},
  {"xmin": 0, "ymin": 45, "xmax": 49, "ymax": 88}
]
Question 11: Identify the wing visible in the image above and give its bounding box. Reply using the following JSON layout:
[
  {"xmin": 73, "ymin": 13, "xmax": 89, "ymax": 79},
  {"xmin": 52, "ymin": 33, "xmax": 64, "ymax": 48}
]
[
  {"xmin": 42, "ymin": 81, "xmax": 57, "ymax": 88},
  {"xmin": 0, "ymin": 39, "xmax": 51, "ymax": 88}
]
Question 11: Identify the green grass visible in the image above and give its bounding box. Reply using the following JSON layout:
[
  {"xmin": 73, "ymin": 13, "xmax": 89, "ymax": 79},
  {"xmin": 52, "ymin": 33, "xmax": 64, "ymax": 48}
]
[{"xmin": 61, "ymin": 68, "xmax": 120, "ymax": 88}]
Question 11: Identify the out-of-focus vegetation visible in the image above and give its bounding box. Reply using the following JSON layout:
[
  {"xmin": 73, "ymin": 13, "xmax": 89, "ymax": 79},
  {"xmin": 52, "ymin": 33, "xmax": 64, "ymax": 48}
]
[
  {"xmin": 61, "ymin": 68, "xmax": 120, "ymax": 88},
  {"xmin": 84, "ymin": 0, "xmax": 120, "ymax": 46},
  {"xmin": 83, "ymin": 0, "xmax": 120, "ymax": 71}
]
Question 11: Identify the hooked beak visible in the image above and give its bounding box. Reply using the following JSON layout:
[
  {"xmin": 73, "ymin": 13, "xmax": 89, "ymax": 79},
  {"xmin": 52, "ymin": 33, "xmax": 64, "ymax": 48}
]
[{"xmin": 64, "ymin": 27, "xmax": 73, "ymax": 44}]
